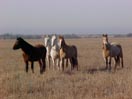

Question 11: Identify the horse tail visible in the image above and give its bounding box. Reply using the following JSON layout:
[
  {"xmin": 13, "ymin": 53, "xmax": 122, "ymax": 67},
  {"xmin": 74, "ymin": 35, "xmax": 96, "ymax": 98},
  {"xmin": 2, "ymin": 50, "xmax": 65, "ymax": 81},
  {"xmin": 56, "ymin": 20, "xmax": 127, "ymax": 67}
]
[
  {"xmin": 71, "ymin": 57, "xmax": 78, "ymax": 69},
  {"xmin": 116, "ymin": 56, "xmax": 120, "ymax": 66},
  {"xmin": 72, "ymin": 45, "xmax": 78, "ymax": 70},
  {"xmin": 117, "ymin": 44, "xmax": 124, "ymax": 68},
  {"xmin": 72, "ymin": 45, "xmax": 78, "ymax": 58},
  {"xmin": 75, "ymin": 58, "xmax": 78, "ymax": 70},
  {"xmin": 41, "ymin": 46, "xmax": 47, "ymax": 73}
]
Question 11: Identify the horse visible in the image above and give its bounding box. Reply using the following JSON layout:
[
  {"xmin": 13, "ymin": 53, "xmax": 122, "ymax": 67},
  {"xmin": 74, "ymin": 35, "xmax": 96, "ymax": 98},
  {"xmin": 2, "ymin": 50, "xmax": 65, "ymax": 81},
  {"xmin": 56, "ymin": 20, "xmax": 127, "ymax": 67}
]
[
  {"xmin": 50, "ymin": 35, "xmax": 60, "ymax": 70},
  {"xmin": 102, "ymin": 34, "xmax": 124, "ymax": 71},
  {"xmin": 13, "ymin": 37, "xmax": 47, "ymax": 74},
  {"xmin": 44, "ymin": 35, "xmax": 51, "ymax": 69},
  {"xmin": 58, "ymin": 36, "xmax": 78, "ymax": 71}
]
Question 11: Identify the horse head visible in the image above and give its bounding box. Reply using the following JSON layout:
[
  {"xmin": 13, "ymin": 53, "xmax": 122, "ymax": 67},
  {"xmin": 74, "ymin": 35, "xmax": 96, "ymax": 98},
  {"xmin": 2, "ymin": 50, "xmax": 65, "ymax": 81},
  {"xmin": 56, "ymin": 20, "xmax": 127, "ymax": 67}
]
[
  {"xmin": 102, "ymin": 34, "xmax": 108, "ymax": 44},
  {"xmin": 58, "ymin": 36, "xmax": 65, "ymax": 48},
  {"xmin": 13, "ymin": 37, "xmax": 24, "ymax": 50},
  {"xmin": 44, "ymin": 35, "xmax": 51, "ymax": 47},
  {"xmin": 102, "ymin": 34, "xmax": 111, "ymax": 50},
  {"xmin": 51, "ymin": 35, "xmax": 57, "ymax": 47}
]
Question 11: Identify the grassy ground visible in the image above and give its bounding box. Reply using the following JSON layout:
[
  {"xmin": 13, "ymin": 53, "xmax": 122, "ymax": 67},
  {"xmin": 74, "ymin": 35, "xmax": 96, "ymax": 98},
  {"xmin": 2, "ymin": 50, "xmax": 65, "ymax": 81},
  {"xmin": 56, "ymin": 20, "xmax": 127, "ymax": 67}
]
[{"xmin": 0, "ymin": 37, "xmax": 132, "ymax": 99}]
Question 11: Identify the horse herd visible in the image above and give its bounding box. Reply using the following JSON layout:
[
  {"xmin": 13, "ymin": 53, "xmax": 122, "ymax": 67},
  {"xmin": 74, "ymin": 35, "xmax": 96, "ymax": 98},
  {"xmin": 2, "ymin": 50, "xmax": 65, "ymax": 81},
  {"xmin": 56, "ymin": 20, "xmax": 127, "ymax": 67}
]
[{"xmin": 13, "ymin": 34, "xmax": 124, "ymax": 74}]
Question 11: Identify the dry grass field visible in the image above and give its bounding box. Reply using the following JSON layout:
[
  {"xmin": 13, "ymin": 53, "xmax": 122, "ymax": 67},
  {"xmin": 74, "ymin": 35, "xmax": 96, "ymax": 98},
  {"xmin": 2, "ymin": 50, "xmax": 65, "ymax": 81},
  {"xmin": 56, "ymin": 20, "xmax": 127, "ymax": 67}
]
[{"xmin": 0, "ymin": 37, "xmax": 132, "ymax": 99}]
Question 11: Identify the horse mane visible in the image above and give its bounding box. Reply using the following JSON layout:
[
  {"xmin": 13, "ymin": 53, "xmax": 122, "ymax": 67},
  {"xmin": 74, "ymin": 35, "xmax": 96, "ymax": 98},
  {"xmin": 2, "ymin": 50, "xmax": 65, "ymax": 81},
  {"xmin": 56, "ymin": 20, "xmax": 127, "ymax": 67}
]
[
  {"xmin": 102, "ymin": 43, "xmax": 111, "ymax": 50},
  {"xmin": 17, "ymin": 37, "xmax": 35, "ymax": 55},
  {"xmin": 58, "ymin": 35, "xmax": 64, "ymax": 40},
  {"xmin": 59, "ymin": 36, "xmax": 66, "ymax": 46}
]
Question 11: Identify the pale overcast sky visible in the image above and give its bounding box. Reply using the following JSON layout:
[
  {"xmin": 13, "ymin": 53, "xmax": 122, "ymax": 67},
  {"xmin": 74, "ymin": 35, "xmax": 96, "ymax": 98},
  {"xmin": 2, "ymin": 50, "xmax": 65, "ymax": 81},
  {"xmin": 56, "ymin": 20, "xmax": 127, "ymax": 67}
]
[{"xmin": 0, "ymin": 0, "xmax": 132, "ymax": 34}]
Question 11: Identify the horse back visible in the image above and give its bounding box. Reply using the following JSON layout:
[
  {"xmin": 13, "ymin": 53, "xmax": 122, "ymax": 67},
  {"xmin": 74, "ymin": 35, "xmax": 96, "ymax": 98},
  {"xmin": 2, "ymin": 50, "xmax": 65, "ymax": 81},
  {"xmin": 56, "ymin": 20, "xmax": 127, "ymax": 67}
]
[
  {"xmin": 114, "ymin": 44, "xmax": 123, "ymax": 57},
  {"xmin": 111, "ymin": 43, "xmax": 122, "ymax": 57},
  {"xmin": 59, "ymin": 45, "xmax": 77, "ymax": 58},
  {"xmin": 27, "ymin": 44, "xmax": 47, "ymax": 61},
  {"xmin": 35, "ymin": 44, "xmax": 46, "ymax": 55},
  {"xmin": 71, "ymin": 45, "xmax": 77, "ymax": 57},
  {"xmin": 66, "ymin": 45, "xmax": 77, "ymax": 58}
]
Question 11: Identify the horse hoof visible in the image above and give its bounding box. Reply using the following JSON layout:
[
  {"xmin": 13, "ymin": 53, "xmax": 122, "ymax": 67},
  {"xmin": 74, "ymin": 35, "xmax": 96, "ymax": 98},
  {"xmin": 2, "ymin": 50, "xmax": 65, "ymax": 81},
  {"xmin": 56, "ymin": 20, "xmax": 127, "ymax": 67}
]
[{"xmin": 40, "ymin": 72, "xmax": 43, "ymax": 74}]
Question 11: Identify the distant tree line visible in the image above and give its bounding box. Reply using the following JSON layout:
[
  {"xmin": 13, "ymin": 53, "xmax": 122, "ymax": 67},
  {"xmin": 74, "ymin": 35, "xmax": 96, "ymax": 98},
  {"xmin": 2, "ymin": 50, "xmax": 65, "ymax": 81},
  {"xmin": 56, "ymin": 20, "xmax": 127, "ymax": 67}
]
[
  {"xmin": 114, "ymin": 33, "xmax": 132, "ymax": 37},
  {"xmin": 0, "ymin": 33, "xmax": 80, "ymax": 39},
  {"xmin": 0, "ymin": 33, "xmax": 132, "ymax": 39},
  {"xmin": 0, "ymin": 33, "xmax": 42, "ymax": 39}
]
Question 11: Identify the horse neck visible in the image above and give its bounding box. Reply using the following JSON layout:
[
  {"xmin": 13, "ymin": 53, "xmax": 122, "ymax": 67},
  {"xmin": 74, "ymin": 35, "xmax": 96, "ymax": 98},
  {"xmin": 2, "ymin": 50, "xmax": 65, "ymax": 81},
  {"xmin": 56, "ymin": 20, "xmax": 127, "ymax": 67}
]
[
  {"xmin": 102, "ymin": 40, "xmax": 111, "ymax": 50},
  {"xmin": 45, "ymin": 37, "xmax": 51, "ymax": 47},
  {"xmin": 46, "ymin": 43, "xmax": 51, "ymax": 48},
  {"xmin": 21, "ymin": 40, "xmax": 34, "ymax": 55},
  {"xmin": 51, "ymin": 39, "xmax": 59, "ymax": 51},
  {"xmin": 61, "ymin": 39, "xmax": 68, "ymax": 49},
  {"xmin": 46, "ymin": 46, "xmax": 51, "ymax": 54},
  {"xmin": 45, "ymin": 39, "xmax": 51, "ymax": 49},
  {"xmin": 103, "ymin": 38, "xmax": 109, "ymax": 44}
]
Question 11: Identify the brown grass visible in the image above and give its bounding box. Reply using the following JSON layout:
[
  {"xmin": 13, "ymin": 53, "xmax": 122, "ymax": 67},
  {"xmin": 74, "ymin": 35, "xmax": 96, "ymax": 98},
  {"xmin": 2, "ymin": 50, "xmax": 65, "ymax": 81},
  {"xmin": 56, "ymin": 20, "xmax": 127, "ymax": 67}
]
[{"xmin": 0, "ymin": 38, "xmax": 132, "ymax": 99}]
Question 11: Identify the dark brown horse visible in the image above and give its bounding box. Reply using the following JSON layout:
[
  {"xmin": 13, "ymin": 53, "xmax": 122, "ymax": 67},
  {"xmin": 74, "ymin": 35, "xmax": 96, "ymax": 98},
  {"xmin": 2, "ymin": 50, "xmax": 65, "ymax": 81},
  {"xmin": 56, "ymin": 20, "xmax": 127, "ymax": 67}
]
[
  {"xmin": 58, "ymin": 36, "xmax": 78, "ymax": 71},
  {"xmin": 13, "ymin": 37, "xmax": 47, "ymax": 74},
  {"xmin": 102, "ymin": 34, "xmax": 124, "ymax": 71}
]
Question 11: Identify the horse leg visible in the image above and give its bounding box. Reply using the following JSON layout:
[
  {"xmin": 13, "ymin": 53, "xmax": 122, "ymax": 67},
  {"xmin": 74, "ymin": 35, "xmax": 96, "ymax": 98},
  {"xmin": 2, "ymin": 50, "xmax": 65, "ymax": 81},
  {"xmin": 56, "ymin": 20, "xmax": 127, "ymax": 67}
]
[
  {"xmin": 70, "ymin": 58, "xmax": 73, "ymax": 70},
  {"xmin": 119, "ymin": 46, "xmax": 124, "ymax": 68},
  {"xmin": 46, "ymin": 55, "xmax": 50, "ymax": 70},
  {"xmin": 23, "ymin": 54, "xmax": 29, "ymax": 73},
  {"xmin": 105, "ymin": 57, "xmax": 108, "ymax": 70},
  {"xmin": 114, "ymin": 57, "xmax": 117, "ymax": 71},
  {"xmin": 52, "ymin": 58, "xmax": 55, "ymax": 70},
  {"xmin": 60, "ymin": 58, "xmax": 64, "ymax": 71},
  {"xmin": 38, "ymin": 60, "xmax": 42, "ymax": 73},
  {"xmin": 31, "ymin": 61, "xmax": 34, "ymax": 73},
  {"xmin": 56, "ymin": 58, "xmax": 60, "ymax": 70},
  {"xmin": 48, "ymin": 55, "xmax": 50, "ymax": 69},
  {"xmin": 41, "ymin": 58, "xmax": 46, "ymax": 74},
  {"xmin": 108, "ymin": 57, "xmax": 112, "ymax": 71},
  {"xmin": 75, "ymin": 58, "xmax": 78, "ymax": 71},
  {"xmin": 62, "ymin": 58, "xmax": 64, "ymax": 71},
  {"xmin": 116, "ymin": 56, "xmax": 120, "ymax": 66},
  {"xmin": 72, "ymin": 57, "xmax": 75, "ymax": 69},
  {"xmin": 66, "ymin": 58, "xmax": 68, "ymax": 68},
  {"xmin": 120, "ymin": 56, "xmax": 124, "ymax": 68},
  {"xmin": 25, "ymin": 61, "xmax": 29, "ymax": 73},
  {"xmin": 72, "ymin": 57, "xmax": 78, "ymax": 70}
]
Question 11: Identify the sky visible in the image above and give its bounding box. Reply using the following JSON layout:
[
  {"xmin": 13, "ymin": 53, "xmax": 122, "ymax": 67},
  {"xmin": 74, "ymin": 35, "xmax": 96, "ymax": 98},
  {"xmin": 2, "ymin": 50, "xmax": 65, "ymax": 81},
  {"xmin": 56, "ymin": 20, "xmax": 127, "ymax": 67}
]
[{"xmin": 0, "ymin": 0, "xmax": 132, "ymax": 34}]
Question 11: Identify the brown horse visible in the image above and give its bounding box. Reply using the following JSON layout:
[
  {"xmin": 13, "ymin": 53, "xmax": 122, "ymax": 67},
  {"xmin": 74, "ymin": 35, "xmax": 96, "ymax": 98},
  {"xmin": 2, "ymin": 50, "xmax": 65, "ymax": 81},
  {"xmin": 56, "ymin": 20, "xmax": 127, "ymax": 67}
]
[
  {"xmin": 13, "ymin": 37, "xmax": 47, "ymax": 74},
  {"xmin": 102, "ymin": 34, "xmax": 124, "ymax": 71},
  {"xmin": 58, "ymin": 36, "xmax": 78, "ymax": 71}
]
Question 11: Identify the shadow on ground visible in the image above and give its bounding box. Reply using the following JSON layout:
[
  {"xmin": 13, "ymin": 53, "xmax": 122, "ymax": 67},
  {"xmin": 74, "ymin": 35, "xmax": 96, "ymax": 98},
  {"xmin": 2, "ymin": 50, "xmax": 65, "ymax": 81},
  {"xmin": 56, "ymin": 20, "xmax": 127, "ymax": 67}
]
[{"xmin": 86, "ymin": 67, "xmax": 107, "ymax": 74}]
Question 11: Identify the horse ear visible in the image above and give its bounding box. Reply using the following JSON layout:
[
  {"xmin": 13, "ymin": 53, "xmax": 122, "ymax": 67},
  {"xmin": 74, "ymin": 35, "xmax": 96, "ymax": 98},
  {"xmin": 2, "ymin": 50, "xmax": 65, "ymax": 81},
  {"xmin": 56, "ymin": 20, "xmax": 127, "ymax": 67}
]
[
  {"xmin": 102, "ymin": 34, "xmax": 108, "ymax": 37},
  {"xmin": 59, "ymin": 35, "xmax": 63, "ymax": 39},
  {"xmin": 45, "ymin": 35, "xmax": 48, "ymax": 37},
  {"xmin": 16, "ymin": 37, "xmax": 19, "ymax": 40},
  {"xmin": 42, "ymin": 35, "xmax": 45, "ymax": 38},
  {"xmin": 58, "ymin": 35, "xmax": 61, "ymax": 39},
  {"xmin": 44, "ymin": 35, "xmax": 49, "ymax": 38},
  {"xmin": 52, "ymin": 33, "xmax": 55, "ymax": 36},
  {"xmin": 17, "ymin": 37, "xmax": 21, "ymax": 40},
  {"xmin": 17, "ymin": 37, "xmax": 23, "ymax": 41}
]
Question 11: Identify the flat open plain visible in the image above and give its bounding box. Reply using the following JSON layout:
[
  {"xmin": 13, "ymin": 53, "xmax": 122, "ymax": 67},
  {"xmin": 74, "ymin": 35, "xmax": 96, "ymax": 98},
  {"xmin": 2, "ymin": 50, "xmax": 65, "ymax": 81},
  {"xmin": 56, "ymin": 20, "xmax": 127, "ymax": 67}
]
[{"xmin": 0, "ymin": 37, "xmax": 132, "ymax": 99}]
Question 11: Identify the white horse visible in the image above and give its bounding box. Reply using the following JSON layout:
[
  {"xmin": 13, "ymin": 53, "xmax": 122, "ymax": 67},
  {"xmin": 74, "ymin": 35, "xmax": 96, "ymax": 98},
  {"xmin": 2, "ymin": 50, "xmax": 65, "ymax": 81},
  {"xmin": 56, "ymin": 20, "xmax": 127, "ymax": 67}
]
[
  {"xmin": 44, "ymin": 35, "xmax": 51, "ymax": 69},
  {"xmin": 50, "ymin": 35, "xmax": 60, "ymax": 70}
]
